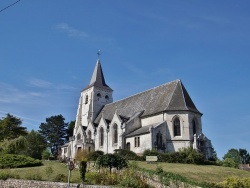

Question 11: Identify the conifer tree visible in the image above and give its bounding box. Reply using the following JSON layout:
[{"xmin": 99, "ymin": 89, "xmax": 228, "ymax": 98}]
[{"xmin": 39, "ymin": 114, "xmax": 68, "ymax": 158}]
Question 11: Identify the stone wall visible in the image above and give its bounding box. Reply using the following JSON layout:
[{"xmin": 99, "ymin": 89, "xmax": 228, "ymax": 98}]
[{"xmin": 0, "ymin": 179, "xmax": 110, "ymax": 188}]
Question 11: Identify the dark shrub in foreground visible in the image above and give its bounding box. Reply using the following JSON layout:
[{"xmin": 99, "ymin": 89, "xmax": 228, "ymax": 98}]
[
  {"xmin": 114, "ymin": 149, "xmax": 141, "ymax": 160},
  {"xmin": 87, "ymin": 150, "xmax": 104, "ymax": 161},
  {"xmin": 0, "ymin": 154, "xmax": 42, "ymax": 168}
]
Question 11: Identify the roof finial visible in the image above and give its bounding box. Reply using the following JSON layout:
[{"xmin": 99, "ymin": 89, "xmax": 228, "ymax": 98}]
[{"xmin": 97, "ymin": 49, "xmax": 101, "ymax": 59}]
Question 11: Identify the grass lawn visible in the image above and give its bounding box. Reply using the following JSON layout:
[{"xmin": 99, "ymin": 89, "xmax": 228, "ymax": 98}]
[
  {"xmin": 3, "ymin": 160, "xmax": 250, "ymax": 185},
  {"xmin": 137, "ymin": 161, "xmax": 250, "ymax": 183},
  {"xmin": 4, "ymin": 160, "xmax": 81, "ymax": 183}
]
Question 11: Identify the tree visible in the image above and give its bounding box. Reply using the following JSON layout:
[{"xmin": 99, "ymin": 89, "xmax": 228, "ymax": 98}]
[
  {"xmin": 0, "ymin": 113, "xmax": 27, "ymax": 141},
  {"xmin": 0, "ymin": 136, "xmax": 26, "ymax": 155},
  {"xmin": 239, "ymin": 148, "xmax": 250, "ymax": 164},
  {"xmin": 39, "ymin": 114, "xmax": 68, "ymax": 158},
  {"xmin": 66, "ymin": 120, "xmax": 75, "ymax": 141},
  {"xmin": 96, "ymin": 154, "xmax": 128, "ymax": 173},
  {"xmin": 223, "ymin": 148, "xmax": 241, "ymax": 168},
  {"xmin": 23, "ymin": 130, "xmax": 47, "ymax": 159}
]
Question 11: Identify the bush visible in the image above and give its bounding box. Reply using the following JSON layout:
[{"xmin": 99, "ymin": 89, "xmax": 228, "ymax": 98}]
[
  {"xmin": 87, "ymin": 150, "xmax": 104, "ymax": 161},
  {"xmin": 223, "ymin": 158, "xmax": 238, "ymax": 168},
  {"xmin": 96, "ymin": 154, "xmax": 128, "ymax": 173},
  {"xmin": 119, "ymin": 168, "xmax": 151, "ymax": 188},
  {"xmin": 114, "ymin": 149, "xmax": 140, "ymax": 160},
  {"xmin": 0, "ymin": 154, "xmax": 42, "ymax": 168},
  {"xmin": 142, "ymin": 149, "xmax": 159, "ymax": 160},
  {"xmin": 218, "ymin": 177, "xmax": 250, "ymax": 188}
]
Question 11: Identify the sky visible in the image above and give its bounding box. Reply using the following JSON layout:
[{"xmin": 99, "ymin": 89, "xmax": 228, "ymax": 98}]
[{"xmin": 0, "ymin": 0, "xmax": 250, "ymax": 159}]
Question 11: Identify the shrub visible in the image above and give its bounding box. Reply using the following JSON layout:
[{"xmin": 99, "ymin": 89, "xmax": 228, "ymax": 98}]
[
  {"xmin": 119, "ymin": 168, "xmax": 151, "ymax": 188},
  {"xmin": 218, "ymin": 177, "xmax": 250, "ymax": 188},
  {"xmin": 85, "ymin": 171, "xmax": 103, "ymax": 185},
  {"xmin": 142, "ymin": 149, "xmax": 159, "ymax": 160},
  {"xmin": 75, "ymin": 149, "xmax": 88, "ymax": 161},
  {"xmin": 223, "ymin": 158, "xmax": 238, "ymax": 168},
  {"xmin": 114, "ymin": 149, "xmax": 140, "ymax": 160},
  {"xmin": 96, "ymin": 154, "xmax": 128, "ymax": 173},
  {"xmin": 0, "ymin": 154, "xmax": 42, "ymax": 168},
  {"xmin": 87, "ymin": 150, "xmax": 104, "ymax": 161}
]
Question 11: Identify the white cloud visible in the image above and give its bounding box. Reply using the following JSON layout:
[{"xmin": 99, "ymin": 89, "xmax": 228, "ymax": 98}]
[
  {"xmin": 56, "ymin": 22, "xmax": 88, "ymax": 39},
  {"xmin": 29, "ymin": 78, "xmax": 53, "ymax": 88}
]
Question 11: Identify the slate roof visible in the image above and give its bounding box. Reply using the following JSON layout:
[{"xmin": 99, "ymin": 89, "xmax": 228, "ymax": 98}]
[
  {"xmin": 126, "ymin": 121, "xmax": 165, "ymax": 138},
  {"xmin": 83, "ymin": 59, "xmax": 113, "ymax": 91},
  {"xmin": 94, "ymin": 79, "xmax": 201, "ymax": 124}
]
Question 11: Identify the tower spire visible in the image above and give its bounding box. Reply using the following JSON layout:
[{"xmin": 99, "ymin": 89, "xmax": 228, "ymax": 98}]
[{"xmin": 82, "ymin": 55, "xmax": 112, "ymax": 91}]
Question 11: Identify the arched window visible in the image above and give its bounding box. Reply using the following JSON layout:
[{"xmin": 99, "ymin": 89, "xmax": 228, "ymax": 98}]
[
  {"xmin": 77, "ymin": 133, "xmax": 81, "ymax": 140},
  {"xmin": 173, "ymin": 117, "xmax": 181, "ymax": 136},
  {"xmin": 100, "ymin": 127, "xmax": 104, "ymax": 146},
  {"xmin": 192, "ymin": 119, "xmax": 196, "ymax": 135},
  {"xmin": 85, "ymin": 95, "xmax": 89, "ymax": 104},
  {"xmin": 88, "ymin": 130, "xmax": 91, "ymax": 139},
  {"xmin": 113, "ymin": 124, "xmax": 118, "ymax": 144},
  {"xmin": 105, "ymin": 95, "xmax": 109, "ymax": 100},
  {"xmin": 97, "ymin": 93, "xmax": 101, "ymax": 97}
]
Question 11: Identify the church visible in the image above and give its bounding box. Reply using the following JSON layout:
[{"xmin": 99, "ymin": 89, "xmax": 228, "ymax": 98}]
[{"xmin": 61, "ymin": 57, "xmax": 213, "ymax": 160}]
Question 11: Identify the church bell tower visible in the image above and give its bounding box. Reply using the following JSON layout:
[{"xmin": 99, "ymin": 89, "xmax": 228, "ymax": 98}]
[{"xmin": 74, "ymin": 57, "xmax": 113, "ymax": 132}]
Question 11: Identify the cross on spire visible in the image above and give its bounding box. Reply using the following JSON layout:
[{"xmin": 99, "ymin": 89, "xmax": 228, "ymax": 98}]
[{"xmin": 97, "ymin": 49, "xmax": 101, "ymax": 58}]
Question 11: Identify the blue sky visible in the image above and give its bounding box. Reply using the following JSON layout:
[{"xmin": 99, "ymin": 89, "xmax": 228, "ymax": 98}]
[{"xmin": 0, "ymin": 1, "xmax": 250, "ymax": 159}]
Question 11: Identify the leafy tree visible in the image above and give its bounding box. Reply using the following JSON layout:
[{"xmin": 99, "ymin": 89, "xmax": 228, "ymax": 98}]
[
  {"xmin": 223, "ymin": 148, "xmax": 241, "ymax": 168},
  {"xmin": 23, "ymin": 130, "xmax": 47, "ymax": 159},
  {"xmin": 66, "ymin": 120, "xmax": 75, "ymax": 141},
  {"xmin": 42, "ymin": 149, "xmax": 51, "ymax": 160},
  {"xmin": 239, "ymin": 148, "xmax": 250, "ymax": 164},
  {"xmin": 0, "ymin": 113, "xmax": 27, "ymax": 141},
  {"xmin": 96, "ymin": 154, "xmax": 128, "ymax": 173},
  {"xmin": 0, "ymin": 136, "xmax": 26, "ymax": 155},
  {"xmin": 39, "ymin": 115, "xmax": 68, "ymax": 157}
]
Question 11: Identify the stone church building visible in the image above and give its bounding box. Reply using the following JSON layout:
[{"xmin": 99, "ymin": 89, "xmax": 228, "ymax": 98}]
[{"xmin": 61, "ymin": 58, "xmax": 213, "ymax": 160}]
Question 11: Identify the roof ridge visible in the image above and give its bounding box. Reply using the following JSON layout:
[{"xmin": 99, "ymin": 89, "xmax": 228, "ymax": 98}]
[{"xmin": 179, "ymin": 81, "xmax": 188, "ymax": 110}]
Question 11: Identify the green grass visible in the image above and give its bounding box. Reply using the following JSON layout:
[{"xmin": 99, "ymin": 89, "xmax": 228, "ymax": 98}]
[
  {"xmin": 3, "ymin": 160, "xmax": 250, "ymax": 185},
  {"xmin": 136, "ymin": 161, "xmax": 250, "ymax": 183},
  {"xmin": 2, "ymin": 161, "xmax": 82, "ymax": 183}
]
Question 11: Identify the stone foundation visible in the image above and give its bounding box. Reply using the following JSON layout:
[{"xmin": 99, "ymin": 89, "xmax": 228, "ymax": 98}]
[{"xmin": 0, "ymin": 179, "xmax": 110, "ymax": 188}]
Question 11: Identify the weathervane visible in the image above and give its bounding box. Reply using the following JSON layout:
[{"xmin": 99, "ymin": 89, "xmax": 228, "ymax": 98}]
[{"xmin": 97, "ymin": 49, "xmax": 101, "ymax": 58}]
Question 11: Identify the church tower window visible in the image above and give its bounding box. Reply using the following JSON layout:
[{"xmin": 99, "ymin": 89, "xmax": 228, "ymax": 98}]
[
  {"xmin": 105, "ymin": 95, "xmax": 109, "ymax": 100},
  {"xmin": 174, "ymin": 117, "xmax": 181, "ymax": 136},
  {"xmin": 88, "ymin": 130, "xmax": 91, "ymax": 139},
  {"xmin": 192, "ymin": 119, "xmax": 196, "ymax": 135},
  {"xmin": 100, "ymin": 127, "xmax": 104, "ymax": 147},
  {"xmin": 85, "ymin": 95, "xmax": 89, "ymax": 104},
  {"xmin": 113, "ymin": 124, "xmax": 118, "ymax": 144}
]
